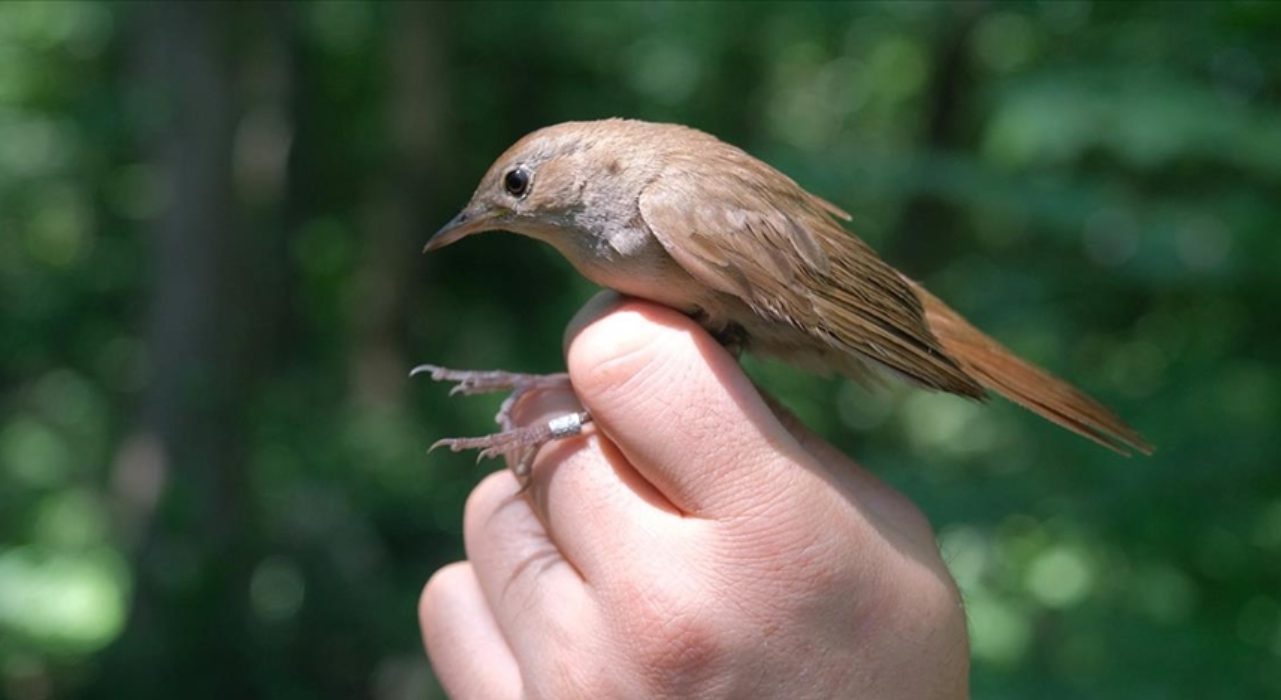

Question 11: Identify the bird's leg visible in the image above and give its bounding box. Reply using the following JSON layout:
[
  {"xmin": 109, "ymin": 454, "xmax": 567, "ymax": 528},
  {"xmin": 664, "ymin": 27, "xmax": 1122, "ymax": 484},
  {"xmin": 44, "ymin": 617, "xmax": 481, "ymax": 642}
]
[{"xmin": 411, "ymin": 364, "xmax": 592, "ymax": 485}]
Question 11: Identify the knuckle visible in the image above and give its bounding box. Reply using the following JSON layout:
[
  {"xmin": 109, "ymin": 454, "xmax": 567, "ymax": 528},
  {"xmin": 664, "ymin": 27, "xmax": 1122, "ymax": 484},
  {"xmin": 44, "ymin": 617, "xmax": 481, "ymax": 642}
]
[
  {"xmin": 616, "ymin": 579, "xmax": 738, "ymax": 696},
  {"xmin": 873, "ymin": 551, "xmax": 966, "ymax": 642},
  {"xmin": 638, "ymin": 617, "xmax": 727, "ymax": 696}
]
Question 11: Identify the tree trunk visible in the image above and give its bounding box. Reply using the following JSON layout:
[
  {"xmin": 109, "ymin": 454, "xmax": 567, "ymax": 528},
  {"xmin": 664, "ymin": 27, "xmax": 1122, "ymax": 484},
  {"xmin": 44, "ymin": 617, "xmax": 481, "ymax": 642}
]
[{"xmin": 103, "ymin": 3, "xmax": 293, "ymax": 696}]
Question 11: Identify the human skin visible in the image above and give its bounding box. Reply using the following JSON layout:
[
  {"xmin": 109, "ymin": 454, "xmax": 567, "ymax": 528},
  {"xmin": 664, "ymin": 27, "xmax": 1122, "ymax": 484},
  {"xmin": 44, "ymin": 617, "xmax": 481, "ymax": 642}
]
[{"xmin": 419, "ymin": 292, "xmax": 970, "ymax": 699}]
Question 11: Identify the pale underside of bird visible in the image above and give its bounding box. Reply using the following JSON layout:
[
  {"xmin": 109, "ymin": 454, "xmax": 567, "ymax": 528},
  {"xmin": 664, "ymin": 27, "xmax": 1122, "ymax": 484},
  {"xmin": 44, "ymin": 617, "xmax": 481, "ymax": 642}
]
[{"xmin": 417, "ymin": 119, "xmax": 1152, "ymax": 479}]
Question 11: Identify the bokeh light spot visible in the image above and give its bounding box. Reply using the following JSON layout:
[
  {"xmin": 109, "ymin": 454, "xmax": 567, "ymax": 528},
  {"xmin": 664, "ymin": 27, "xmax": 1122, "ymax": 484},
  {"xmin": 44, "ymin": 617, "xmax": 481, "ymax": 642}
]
[
  {"xmin": 0, "ymin": 419, "xmax": 73, "ymax": 488},
  {"xmin": 250, "ymin": 556, "xmax": 306, "ymax": 622},
  {"xmin": 0, "ymin": 547, "xmax": 129, "ymax": 654},
  {"xmin": 1025, "ymin": 545, "xmax": 1094, "ymax": 608},
  {"xmin": 967, "ymin": 593, "xmax": 1032, "ymax": 666}
]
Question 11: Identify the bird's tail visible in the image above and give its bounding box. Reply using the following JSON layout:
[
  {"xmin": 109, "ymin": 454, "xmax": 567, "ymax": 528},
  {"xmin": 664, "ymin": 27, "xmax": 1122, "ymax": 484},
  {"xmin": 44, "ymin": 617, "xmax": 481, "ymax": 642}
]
[{"xmin": 907, "ymin": 278, "xmax": 1154, "ymax": 456}]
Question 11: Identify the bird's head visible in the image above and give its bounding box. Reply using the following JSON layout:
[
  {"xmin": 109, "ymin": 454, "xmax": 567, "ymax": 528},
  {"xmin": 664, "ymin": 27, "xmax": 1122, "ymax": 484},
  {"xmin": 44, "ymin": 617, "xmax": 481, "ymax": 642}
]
[
  {"xmin": 425, "ymin": 119, "xmax": 689, "ymax": 254},
  {"xmin": 427, "ymin": 121, "xmax": 604, "ymax": 252}
]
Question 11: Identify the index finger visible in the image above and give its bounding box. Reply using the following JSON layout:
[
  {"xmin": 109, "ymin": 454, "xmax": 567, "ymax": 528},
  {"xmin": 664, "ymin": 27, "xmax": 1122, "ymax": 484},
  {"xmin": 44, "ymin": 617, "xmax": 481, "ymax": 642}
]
[{"xmin": 565, "ymin": 297, "xmax": 816, "ymax": 518}]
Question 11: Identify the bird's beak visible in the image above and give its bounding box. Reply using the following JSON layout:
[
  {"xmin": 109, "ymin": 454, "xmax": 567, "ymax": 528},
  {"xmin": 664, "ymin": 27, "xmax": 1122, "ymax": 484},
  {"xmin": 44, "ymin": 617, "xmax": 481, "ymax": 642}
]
[{"xmin": 424, "ymin": 206, "xmax": 501, "ymax": 253}]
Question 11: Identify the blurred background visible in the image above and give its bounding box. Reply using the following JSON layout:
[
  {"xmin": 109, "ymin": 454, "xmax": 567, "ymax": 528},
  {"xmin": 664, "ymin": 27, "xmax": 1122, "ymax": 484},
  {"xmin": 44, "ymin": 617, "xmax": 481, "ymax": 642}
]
[{"xmin": 1, "ymin": 1, "xmax": 1278, "ymax": 698}]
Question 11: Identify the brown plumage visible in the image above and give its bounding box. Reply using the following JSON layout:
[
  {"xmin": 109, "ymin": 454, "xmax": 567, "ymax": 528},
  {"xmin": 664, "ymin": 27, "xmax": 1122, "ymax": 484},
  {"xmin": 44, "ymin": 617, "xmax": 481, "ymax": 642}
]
[
  {"xmin": 427, "ymin": 119, "xmax": 1152, "ymax": 456},
  {"xmin": 909, "ymin": 281, "xmax": 1152, "ymax": 455}
]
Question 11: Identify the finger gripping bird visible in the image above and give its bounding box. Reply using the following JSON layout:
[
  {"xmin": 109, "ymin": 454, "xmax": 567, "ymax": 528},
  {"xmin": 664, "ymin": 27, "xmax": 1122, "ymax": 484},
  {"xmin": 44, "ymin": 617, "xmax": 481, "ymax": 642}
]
[{"xmin": 417, "ymin": 119, "xmax": 1152, "ymax": 480}]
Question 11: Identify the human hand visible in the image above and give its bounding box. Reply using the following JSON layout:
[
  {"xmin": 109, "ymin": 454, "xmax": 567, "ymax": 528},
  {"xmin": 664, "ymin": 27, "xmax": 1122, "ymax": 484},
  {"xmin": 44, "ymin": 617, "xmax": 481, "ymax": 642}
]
[{"xmin": 420, "ymin": 292, "xmax": 969, "ymax": 699}]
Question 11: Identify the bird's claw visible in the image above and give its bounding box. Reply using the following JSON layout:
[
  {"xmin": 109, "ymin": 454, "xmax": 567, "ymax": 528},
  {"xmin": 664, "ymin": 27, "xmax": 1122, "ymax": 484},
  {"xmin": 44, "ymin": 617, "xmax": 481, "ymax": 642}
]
[
  {"xmin": 409, "ymin": 364, "xmax": 570, "ymax": 398},
  {"xmin": 416, "ymin": 364, "xmax": 589, "ymax": 486}
]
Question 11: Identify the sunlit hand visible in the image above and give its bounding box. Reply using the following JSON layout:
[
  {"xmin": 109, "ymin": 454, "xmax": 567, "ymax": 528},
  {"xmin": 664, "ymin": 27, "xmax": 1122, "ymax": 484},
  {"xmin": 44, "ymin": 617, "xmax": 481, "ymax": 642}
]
[{"xmin": 419, "ymin": 292, "xmax": 969, "ymax": 699}]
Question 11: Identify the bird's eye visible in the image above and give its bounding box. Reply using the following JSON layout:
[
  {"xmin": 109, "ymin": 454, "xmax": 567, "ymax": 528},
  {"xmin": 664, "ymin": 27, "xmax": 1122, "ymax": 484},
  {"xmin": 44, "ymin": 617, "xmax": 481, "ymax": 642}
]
[{"xmin": 503, "ymin": 167, "xmax": 531, "ymax": 198}]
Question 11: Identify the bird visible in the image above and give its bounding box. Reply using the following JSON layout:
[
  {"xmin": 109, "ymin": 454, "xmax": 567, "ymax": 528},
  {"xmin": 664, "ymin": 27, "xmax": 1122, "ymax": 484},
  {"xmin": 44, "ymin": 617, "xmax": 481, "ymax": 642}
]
[{"xmin": 416, "ymin": 118, "xmax": 1152, "ymax": 477}]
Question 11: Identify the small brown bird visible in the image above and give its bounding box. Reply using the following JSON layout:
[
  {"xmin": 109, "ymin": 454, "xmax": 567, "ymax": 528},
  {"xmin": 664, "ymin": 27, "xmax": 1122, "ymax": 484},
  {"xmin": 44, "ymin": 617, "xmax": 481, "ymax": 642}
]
[{"xmin": 419, "ymin": 119, "xmax": 1151, "ymax": 472}]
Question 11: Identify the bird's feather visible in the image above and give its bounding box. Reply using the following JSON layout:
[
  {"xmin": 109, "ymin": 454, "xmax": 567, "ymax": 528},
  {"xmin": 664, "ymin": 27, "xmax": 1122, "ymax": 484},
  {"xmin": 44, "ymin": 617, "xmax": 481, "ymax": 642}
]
[
  {"xmin": 637, "ymin": 142, "xmax": 985, "ymax": 398},
  {"xmin": 908, "ymin": 279, "xmax": 1154, "ymax": 455}
]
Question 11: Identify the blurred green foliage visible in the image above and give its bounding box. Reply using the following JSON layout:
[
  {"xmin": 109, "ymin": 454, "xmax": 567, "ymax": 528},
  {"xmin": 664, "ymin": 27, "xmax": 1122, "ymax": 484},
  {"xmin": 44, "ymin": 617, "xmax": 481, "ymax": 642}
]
[{"xmin": 1, "ymin": 1, "xmax": 1278, "ymax": 698}]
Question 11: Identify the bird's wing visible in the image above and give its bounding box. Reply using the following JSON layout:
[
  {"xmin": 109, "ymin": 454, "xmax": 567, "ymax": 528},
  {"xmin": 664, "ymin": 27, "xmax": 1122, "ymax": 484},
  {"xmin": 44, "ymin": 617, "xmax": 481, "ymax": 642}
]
[{"xmin": 637, "ymin": 153, "xmax": 984, "ymax": 397}]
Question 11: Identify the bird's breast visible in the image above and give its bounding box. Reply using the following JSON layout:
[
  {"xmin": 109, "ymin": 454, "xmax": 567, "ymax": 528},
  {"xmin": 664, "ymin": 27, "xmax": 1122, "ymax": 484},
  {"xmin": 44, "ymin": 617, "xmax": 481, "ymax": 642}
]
[
  {"xmin": 549, "ymin": 223, "xmax": 850, "ymax": 373},
  {"xmin": 550, "ymin": 225, "xmax": 713, "ymax": 318}
]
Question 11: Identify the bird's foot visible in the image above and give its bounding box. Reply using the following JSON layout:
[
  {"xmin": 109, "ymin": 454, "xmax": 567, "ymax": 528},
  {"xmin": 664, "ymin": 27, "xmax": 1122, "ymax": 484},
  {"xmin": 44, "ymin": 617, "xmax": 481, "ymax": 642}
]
[
  {"xmin": 429, "ymin": 410, "xmax": 591, "ymax": 486},
  {"xmin": 409, "ymin": 364, "xmax": 570, "ymax": 400},
  {"xmin": 413, "ymin": 365, "xmax": 591, "ymax": 488}
]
